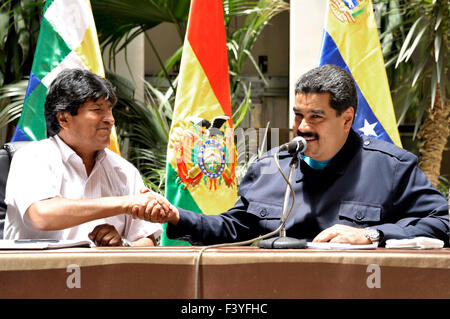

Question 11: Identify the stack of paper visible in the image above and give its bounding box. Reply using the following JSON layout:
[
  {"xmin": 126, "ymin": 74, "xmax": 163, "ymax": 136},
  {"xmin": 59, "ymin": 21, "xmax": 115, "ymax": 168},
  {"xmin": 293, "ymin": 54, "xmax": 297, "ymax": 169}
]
[
  {"xmin": 0, "ymin": 239, "xmax": 92, "ymax": 250},
  {"xmin": 385, "ymin": 237, "xmax": 444, "ymax": 249},
  {"xmin": 306, "ymin": 242, "xmax": 378, "ymax": 250}
]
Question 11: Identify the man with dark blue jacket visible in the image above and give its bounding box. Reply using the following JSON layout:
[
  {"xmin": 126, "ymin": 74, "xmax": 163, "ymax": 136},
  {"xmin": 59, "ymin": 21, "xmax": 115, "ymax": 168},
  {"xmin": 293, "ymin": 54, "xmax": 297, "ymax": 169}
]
[{"xmin": 143, "ymin": 64, "xmax": 449, "ymax": 247}]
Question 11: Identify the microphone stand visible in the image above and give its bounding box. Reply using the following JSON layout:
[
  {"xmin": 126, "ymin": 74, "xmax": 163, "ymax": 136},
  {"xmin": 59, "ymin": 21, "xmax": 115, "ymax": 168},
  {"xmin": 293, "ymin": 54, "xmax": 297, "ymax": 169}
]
[{"xmin": 258, "ymin": 154, "xmax": 307, "ymax": 249}]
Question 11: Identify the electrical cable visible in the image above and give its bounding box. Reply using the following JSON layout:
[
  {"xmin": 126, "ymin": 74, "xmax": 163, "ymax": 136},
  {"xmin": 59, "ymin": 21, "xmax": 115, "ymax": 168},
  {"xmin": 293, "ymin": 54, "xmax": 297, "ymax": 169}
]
[{"xmin": 193, "ymin": 149, "xmax": 296, "ymax": 298}]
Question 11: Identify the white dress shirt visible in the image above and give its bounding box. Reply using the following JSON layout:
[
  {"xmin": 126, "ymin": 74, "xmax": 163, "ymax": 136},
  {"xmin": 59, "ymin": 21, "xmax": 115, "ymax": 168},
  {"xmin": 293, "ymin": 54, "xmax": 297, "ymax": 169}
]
[{"xmin": 3, "ymin": 135, "xmax": 162, "ymax": 241}]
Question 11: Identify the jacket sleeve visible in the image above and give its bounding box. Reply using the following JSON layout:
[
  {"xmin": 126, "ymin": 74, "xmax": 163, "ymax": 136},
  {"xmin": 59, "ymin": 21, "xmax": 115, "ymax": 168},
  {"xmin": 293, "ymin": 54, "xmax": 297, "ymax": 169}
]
[
  {"xmin": 166, "ymin": 161, "xmax": 265, "ymax": 245},
  {"xmin": 166, "ymin": 197, "xmax": 264, "ymax": 245},
  {"xmin": 374, "ymin": 152, "xmax": 449, "ymax": 245}
]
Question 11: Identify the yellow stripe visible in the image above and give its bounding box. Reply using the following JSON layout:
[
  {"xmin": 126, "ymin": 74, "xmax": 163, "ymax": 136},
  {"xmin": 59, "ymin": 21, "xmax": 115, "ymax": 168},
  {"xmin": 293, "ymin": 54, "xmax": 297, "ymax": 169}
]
[
  {"xmin": 73, "ymin": 24, "xmax": 105, "ymax": 77},
  {"xmin": 73, "ymin": 10, "xmax": 120, "ymax": 155},
  {"xmin": 107, "ymin": 125, "xmax": 121, "ymax": 155},
  {"xmin": 327, "ymin": 0, "xmax": 401, "ymax": 146},
  {"xmin": 168, "ymin": 41, "xmax": 237, "ymax": 214}
]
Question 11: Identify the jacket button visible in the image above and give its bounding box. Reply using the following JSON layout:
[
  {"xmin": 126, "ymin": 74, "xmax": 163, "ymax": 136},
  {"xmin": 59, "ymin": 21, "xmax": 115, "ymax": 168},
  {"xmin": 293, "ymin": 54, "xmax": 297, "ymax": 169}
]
[
  {"xmin": 355, "ymin": 211, "xmax": 364, "ymax": 220},
  {"xmin": 260, "ymin": 208, "xmax": 268, "ymax": 217}
]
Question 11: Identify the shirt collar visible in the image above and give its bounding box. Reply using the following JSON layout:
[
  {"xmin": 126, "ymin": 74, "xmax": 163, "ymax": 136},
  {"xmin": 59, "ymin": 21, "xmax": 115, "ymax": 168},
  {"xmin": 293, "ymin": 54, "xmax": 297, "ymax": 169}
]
[
  {"xmin": 295, "ymin": 129, "xmax": 362, "ymax": 183},
  {"xmin": 52, "ymin": 134, "xmax": 107, "ymax": 164}
]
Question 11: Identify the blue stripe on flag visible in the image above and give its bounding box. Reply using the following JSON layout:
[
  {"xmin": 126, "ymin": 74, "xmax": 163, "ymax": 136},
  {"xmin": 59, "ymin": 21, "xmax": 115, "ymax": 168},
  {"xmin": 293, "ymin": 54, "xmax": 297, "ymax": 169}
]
[
  {"xmin": 319, "ymin": 31, "xmax": 393, "ymax": 144},
  {"xmin": 24, "ymin": 72, "xmax": 42, "ymax": 99},
  {"xmin": 10, "ymin": 126, "xmax": 31, "ymax": 142}
]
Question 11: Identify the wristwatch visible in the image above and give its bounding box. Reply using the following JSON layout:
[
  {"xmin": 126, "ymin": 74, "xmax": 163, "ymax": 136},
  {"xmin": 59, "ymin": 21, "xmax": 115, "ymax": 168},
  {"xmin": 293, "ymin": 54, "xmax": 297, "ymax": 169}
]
[
  {"xmin": 363, "ymin": 227, "xmax": 380, "ymax": 244},
  {"xmin": 121, "ymin": 238, "xmax": 132, "ymax": 247}
]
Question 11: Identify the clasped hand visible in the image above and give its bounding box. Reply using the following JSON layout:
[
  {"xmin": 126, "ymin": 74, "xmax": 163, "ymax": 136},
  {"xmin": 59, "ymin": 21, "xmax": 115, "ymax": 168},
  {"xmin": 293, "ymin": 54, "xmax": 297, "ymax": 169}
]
[{"xmin": 129, "ymin": 188, "xmax": 177, "ymax": 224}]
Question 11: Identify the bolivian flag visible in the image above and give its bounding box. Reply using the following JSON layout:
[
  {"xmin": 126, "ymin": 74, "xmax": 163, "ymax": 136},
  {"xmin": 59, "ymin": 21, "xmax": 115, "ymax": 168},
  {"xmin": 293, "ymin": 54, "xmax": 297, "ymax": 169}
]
[
  {"xmin": 11, "ymin": 0, "xmax": 120, "ymax": 155},
  {"xmin": 162, "ymin": 0, "xmax": 238, "ymax": 246},
  {"xmin": 319, "ymin": 0, "xmax": 402, "ymax": 146}
]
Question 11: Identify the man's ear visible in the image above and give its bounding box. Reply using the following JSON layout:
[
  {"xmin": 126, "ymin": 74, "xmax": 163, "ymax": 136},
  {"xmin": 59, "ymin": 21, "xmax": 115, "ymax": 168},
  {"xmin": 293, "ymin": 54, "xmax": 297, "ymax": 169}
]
[
  {"xmin": 56, "ymin": 112, "xmax": 70, "ymax": 129},
  {"xmin": 342, "ymin": 107, "xmax": 355, "ymax": 131}
]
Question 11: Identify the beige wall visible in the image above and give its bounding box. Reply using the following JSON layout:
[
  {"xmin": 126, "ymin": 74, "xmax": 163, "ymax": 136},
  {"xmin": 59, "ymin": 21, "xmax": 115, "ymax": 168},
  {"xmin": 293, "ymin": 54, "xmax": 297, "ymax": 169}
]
[
  {"xmin": 144, "ymin": 11, "xmax": 289, "ymax": 77},
  {"xmin": 144, "ymin": 22, "xmax": 183, "ymax": 76},
  {"xmin": 103, "ymin": 31, "xmax": 146, "ymax": 102},
  {"xmin": 240, "ymin": 10, "xmax": 290, "ymax": 76},
  {"xmin": 143, "ymin": 8, "xmax": 292, "ymax": 137},
  {"xmin": 289, "ymin": 0, "xmax": 327, "ymax": 128}
]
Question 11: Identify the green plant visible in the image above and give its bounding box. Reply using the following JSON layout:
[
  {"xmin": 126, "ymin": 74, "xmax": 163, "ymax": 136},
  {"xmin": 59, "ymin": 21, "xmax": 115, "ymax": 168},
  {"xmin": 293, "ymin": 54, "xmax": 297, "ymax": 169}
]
[
  {"xmin": 437, "ymin": 175, "xmax": 449, "ymax": 200},
  {"xmin": 0, "ymin": 79, "xmax": 27, "ymax": 141},
  {"xmin": 94, "ymin": 0, "xmax": 289, "ymax": 187},
  {"xmin": 93, "ymin": 0, "xmax": 289, "ymax": 106},
  {"xmin": 0, "ymin": 0, "xmax": 43, "ymax": 143},
  {"xmin": 377, "ymin": 0, "xmax": 449, "ymax": 188},
  {"xmin": 107, "ymin": 71, "xmax": 170, "ymax": 192},
  {"xmin": 225, "ymin": 0, "xmax": 289, "ymax": 110},
  {"xmin": 0, "ymin": 1, "xmax": 289, "ymax": 189},
  {"xmin": 0, "ymin": 0, "xmax": 42, "ymax": 87}
]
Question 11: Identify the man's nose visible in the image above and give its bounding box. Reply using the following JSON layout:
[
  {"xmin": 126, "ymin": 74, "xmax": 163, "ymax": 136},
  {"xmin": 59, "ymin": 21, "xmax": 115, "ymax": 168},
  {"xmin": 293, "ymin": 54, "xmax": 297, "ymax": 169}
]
[
  {"xmin": 298, "ymin": 118, "xmax": 311, "ymax": 131},
  {"xmin": 104, "ymin": 110, "xmax": 115, "ymax": 125}
]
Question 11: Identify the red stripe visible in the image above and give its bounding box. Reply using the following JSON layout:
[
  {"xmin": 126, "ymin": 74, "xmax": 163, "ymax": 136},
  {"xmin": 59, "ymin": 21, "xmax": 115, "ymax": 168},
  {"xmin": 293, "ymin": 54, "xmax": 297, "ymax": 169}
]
[{"xmin": 186, "ymin": 0, "xmax": 232, "ymax": 126}]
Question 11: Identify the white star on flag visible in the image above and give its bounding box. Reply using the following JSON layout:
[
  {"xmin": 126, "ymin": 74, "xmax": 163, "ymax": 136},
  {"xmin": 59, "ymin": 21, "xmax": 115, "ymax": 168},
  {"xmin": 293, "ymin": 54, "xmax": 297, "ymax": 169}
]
[{"xmin": 359, "ymin": 119, "xmax": 378, "ymax": 137}]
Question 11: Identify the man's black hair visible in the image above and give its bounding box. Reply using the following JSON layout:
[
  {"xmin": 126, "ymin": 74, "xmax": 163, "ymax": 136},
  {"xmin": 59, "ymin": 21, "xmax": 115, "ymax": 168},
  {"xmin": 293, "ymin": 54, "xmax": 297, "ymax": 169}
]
[
  {"xmin": 44, "ymin": 68, "xmax": 117, "ymax": 137},
  {"xmin": 295, "ymin": 64, "xmax": 357, "ymax": 115}
]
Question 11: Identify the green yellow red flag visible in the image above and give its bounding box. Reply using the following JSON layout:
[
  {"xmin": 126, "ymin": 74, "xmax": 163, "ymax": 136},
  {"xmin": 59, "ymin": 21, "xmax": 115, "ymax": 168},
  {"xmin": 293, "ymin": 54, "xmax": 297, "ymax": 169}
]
[{"xmin": 162, "ymin": 0, "xmax": 238, "ymax": 246}]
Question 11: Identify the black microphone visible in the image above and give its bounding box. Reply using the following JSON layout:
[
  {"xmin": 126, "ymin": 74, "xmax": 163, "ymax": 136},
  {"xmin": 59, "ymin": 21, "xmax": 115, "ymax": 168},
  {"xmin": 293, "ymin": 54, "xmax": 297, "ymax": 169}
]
[{"xmin": 279, "ymin": 136, "xmax": 307, "ymax": 154}]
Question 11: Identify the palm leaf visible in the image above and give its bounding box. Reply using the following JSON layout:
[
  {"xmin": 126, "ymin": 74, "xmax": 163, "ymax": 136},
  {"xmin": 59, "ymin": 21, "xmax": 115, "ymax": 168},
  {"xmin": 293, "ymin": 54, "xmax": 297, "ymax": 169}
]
[
  {"xmin": 95, "ymin": 0, "xmax": 289, "ymax": 186},
  {"xmin": 395, "ymin": 15, "xmax": 425, "ymax": 67},
  {"xmin": 0, "ymin": 79, "xmax": 27, "ymax": 131},
  {"xmin": 232, "ymin": 83, "xmax": 251, "ymax": 127}
]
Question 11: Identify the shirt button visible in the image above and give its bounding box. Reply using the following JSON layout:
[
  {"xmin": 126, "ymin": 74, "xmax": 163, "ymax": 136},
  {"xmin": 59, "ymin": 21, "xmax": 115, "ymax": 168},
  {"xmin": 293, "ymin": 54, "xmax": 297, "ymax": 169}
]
[
  {"xmin": 260, "ymin": 208, "xmax": 268, "ymax": 217},
  {"xmin": 355, "ymin": 211, "xmax": 364, "ymax": 220},
  {"xmin": 364, "ymin": 140, "xmax": 370, "ymax": 146}
]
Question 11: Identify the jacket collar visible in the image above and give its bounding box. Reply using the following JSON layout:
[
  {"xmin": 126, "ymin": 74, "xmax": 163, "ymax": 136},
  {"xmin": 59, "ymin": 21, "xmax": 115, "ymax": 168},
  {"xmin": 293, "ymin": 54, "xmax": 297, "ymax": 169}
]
[{"xmin": 295, "ymin": 129, "xmax": 362, "ymax": 183}]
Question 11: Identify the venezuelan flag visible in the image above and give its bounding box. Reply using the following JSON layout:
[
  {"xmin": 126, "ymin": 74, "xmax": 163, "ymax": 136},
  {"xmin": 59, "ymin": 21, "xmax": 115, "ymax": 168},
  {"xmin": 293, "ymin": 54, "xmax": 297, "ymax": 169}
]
[
  {"xmin": 11, "ymin": 0, "xmax": 120, "ymax": 155},
  {"xmin": 319, "ymin": 0, "xmax": 402, "ymax": 146},
  {"xmin": 162, "ymin": 0, "xmax": 238, "ymax": 246}
]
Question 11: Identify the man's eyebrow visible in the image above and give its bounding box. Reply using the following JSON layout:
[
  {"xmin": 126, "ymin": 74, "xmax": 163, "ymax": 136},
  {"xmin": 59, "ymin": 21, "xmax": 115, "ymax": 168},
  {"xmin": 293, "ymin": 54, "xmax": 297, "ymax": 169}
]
[
  {"xmin": 93, "ymin": 101, "xmax": 112, "ymax": 108},
  {"xmin": 292, "ymin": 107, "xmax": 325, "ymax": 114}
]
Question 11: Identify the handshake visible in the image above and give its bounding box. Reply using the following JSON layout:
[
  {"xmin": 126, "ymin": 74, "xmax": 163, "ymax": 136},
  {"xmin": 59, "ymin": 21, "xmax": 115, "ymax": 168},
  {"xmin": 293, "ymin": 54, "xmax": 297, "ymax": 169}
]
[{"xmin": 127, "ymin": 188, "xmax": 179, "ymax": 225}]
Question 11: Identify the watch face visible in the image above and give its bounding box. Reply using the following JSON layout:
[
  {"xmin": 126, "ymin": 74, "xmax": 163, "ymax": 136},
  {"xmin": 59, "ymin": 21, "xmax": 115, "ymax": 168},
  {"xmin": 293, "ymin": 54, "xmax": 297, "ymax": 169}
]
[{"xmin": 365, "ymin": 228, "xmax": 379, "ymax": 241}]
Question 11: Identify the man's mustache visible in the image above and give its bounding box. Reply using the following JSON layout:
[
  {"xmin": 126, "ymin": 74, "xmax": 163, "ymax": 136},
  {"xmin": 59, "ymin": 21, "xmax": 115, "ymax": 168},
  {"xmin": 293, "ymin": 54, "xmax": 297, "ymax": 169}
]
[{"xmin": 297, "ymin": 131, "xmax": 319, "ymax": 139}]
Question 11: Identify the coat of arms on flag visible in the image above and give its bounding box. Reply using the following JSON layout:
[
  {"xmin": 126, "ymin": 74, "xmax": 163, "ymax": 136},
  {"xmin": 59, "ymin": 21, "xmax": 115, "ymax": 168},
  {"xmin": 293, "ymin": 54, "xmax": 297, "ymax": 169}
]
[
  {"xmin": 173, "ymin": 116, "xmax": 235, "ymax": 191},
  {"xmin": 329, "ymin": 0, "xmax": 362, "ymax": 23},
  {"xmin": 162, "ymin": 0, "xmax": 238, "ymax": 246}
]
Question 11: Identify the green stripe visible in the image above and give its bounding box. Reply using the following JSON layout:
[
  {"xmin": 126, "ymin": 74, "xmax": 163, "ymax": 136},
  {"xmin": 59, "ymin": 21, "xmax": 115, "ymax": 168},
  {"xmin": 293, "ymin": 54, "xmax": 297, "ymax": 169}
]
[
  {"xmin": 31, "ymin": 17, "xmax": 71, "ymax": 80},
  {"xmin": 166, "ymin": 163, "xmax": 203, "ymax": 213},
  {"xmin": 161, "ymin": 163, "xmax": 203, "ymax": 246},
  {"xmin": 17, "ymin": 83, "xmax": 48, "ymax": 140},
  {"xmin": 43, "ymin": 0, "xmax": 54, "ymax": 14}
]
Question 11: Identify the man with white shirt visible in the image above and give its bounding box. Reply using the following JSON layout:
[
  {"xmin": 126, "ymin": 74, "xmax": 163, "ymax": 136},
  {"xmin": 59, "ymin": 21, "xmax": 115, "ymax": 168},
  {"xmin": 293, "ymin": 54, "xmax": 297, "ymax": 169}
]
[{"xmin": 3, "ymin": 68, "xmax": 164, "ymax": 246}]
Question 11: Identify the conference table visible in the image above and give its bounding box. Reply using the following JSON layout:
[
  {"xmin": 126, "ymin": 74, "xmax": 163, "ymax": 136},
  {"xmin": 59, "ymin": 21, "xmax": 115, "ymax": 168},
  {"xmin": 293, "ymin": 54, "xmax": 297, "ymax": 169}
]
[{"xmin": 1, "ymin": 246, "xmax": 449, "ymax": 299}]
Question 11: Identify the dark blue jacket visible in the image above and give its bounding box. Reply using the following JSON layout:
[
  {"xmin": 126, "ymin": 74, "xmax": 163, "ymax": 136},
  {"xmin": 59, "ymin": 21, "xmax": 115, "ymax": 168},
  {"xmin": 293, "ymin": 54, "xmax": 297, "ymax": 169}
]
[{"xmin": 167, "ymin": 130, "xmax": 449, "ymax": 246}]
